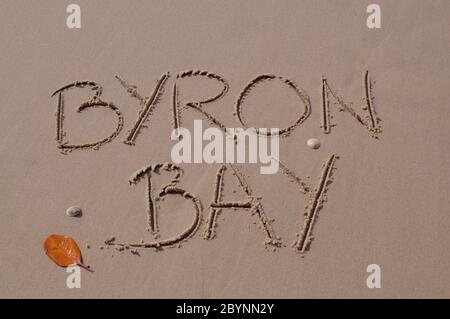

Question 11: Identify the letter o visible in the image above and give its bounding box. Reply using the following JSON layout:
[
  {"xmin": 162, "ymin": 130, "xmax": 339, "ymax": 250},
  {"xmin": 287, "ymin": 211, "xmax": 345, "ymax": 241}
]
[{"xmin": 235, "ymin": 74, "xmax": 311, "ymax": 136}]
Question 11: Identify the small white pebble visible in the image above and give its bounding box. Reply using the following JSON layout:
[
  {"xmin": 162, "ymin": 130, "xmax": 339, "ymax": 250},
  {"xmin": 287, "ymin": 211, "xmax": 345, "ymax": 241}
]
[
  {"xmin": 66, "ymin": 206, "xmax": 82, "ymax": 217},
  {"xmin": 306, "ymin": 138, "xmax": 320, "ymax": 150}
]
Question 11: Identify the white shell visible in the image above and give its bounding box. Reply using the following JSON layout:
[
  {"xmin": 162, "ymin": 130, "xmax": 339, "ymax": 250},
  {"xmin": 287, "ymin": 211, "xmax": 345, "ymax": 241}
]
[
  {"xmin": 66, "ymin": 206, "xmax": 82, "ymax": 217},
  {"xmin": 306, "ymin": 138, "xmax": 320, "ymax": 149}
]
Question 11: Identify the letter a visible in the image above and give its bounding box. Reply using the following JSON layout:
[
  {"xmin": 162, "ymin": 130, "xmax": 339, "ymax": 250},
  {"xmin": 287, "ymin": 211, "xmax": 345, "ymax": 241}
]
[
  {"xmin": 66, "ymin": 265, "xmax": 81, "ymax": 288},
  {"xmin": 366, "ymin": 4, "xmax": 381, "ymax": 29},
  {"xmin": 66, "ymin": 4, "xmax": 81, "ymax": 29},
  {"xmin": 366, "ymin": 264, "xmax": 381, "ymax": 288}
]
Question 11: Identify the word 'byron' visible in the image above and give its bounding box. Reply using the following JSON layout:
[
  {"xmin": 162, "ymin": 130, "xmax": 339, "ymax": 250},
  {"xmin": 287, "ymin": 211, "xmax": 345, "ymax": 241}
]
[{"xmin": 51, "ymin": 70, "xmax": 381, "ymax": 154}]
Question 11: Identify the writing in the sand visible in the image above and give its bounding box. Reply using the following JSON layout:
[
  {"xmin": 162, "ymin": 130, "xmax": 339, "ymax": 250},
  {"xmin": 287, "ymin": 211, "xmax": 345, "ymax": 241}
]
[{"xmin": 51, "ymin": 69, "xmax": 381, "ymax": 255}]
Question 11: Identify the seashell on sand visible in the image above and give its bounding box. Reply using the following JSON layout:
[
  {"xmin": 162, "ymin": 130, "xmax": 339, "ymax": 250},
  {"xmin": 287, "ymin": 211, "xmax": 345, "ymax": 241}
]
[
  {"xmin": 306, "ymin": 138, "xmax": 320, "ymax": 150},
  {"xmin": 66, "ymin": 206, "xmax": 82, "ymax": 217}
]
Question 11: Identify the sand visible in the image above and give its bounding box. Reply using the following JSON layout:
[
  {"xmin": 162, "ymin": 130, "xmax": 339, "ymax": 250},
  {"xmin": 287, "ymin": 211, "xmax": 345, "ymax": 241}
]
[{"xmin": 0, "ymin": 0, "xmax": 449, "ymax": 298}]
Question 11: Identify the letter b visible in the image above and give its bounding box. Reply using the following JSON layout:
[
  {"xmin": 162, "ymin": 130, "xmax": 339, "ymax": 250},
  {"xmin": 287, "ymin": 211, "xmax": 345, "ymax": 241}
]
[{"xmin": 227, "ymin": 304, "xmax": 235, "ymax": 314}]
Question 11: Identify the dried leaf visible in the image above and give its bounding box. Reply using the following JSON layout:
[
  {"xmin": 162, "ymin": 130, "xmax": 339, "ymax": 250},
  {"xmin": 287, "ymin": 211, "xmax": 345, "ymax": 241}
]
[{"xmin": 44, "ymin": 234, "xmax": 92, "ymax": 271}]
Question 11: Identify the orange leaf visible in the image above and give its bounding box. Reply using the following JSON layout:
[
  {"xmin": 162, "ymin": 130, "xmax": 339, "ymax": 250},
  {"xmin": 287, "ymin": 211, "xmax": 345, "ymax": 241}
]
[{"xmin": 44, "ymin": 234, "xmax": 92, "ymax": 271}]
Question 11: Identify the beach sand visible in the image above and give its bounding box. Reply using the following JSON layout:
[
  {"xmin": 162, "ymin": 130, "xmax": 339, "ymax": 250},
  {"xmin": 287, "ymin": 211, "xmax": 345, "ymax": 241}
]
[{"xmin": 0, "ymin": 0, "xmax": 449, "ymax": 298}]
